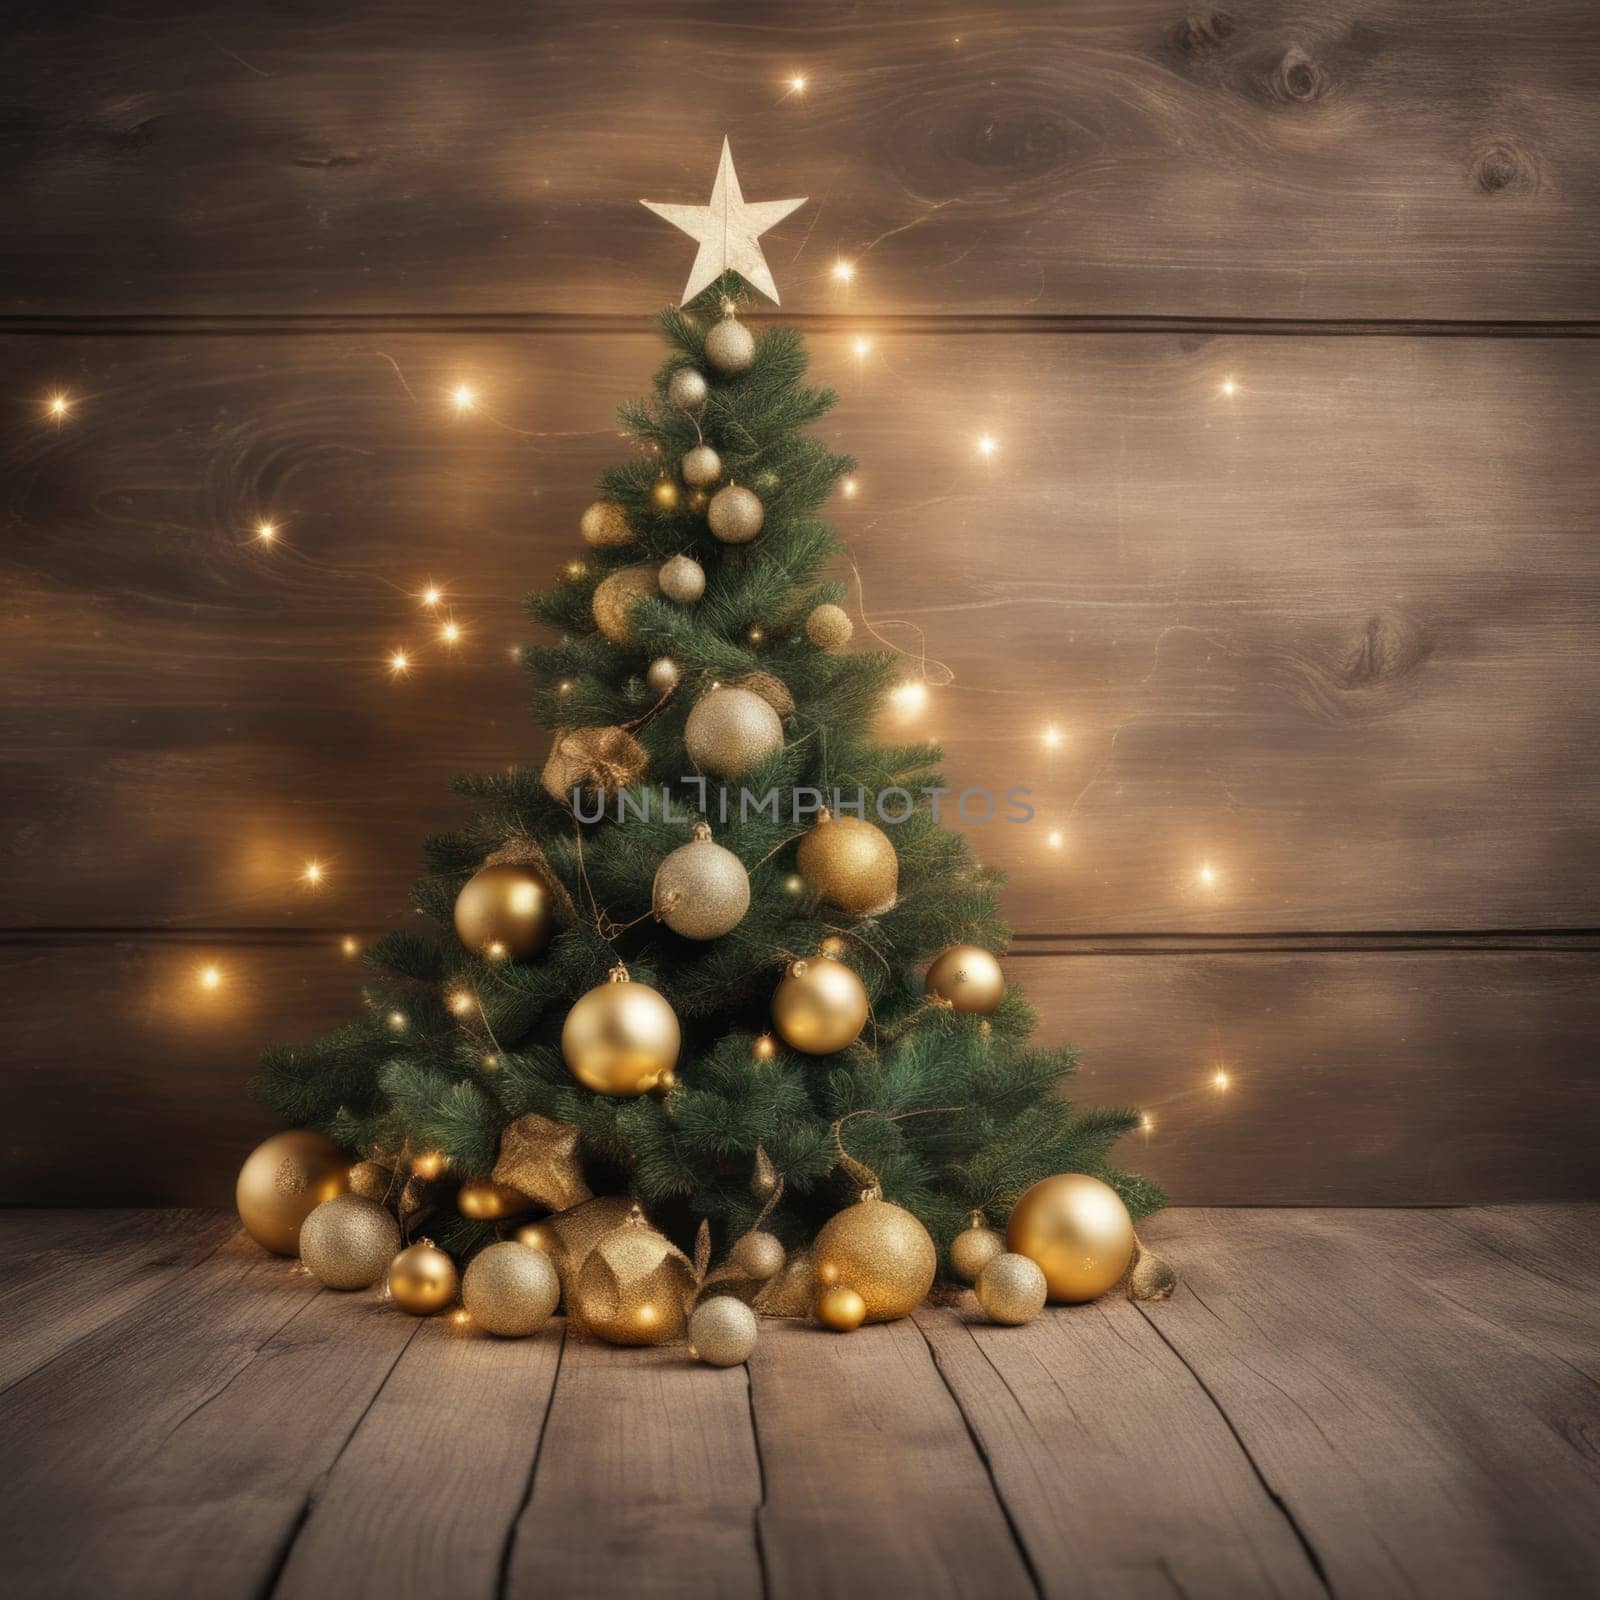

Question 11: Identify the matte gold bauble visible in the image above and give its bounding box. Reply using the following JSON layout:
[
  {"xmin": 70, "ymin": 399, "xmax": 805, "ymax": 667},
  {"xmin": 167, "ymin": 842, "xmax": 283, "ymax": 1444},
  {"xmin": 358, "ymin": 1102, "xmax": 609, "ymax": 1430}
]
[
  {"xmin": 976, "ymin": 1252, "xmax": 1048, "ymax": 1325},
  {"xmin": 299, "ymin": 1194, "xmax": 401, "ymax": 1290},
  {"xmin": 571, "ymin": 1207, "xmax": 694, "ymax": 1345},
  {"xmin": 924, "ymin": 945, "xmax": 1005, "ymax": 1014},
  {"xmin": 681, "ymin": 443, "xmax": 722, "ymax": 486},
  {"xmin": 667, "ymin": 366, "xmax": 709, "ymax": 409},
  {"xmin": 684, "ymin": 685, "xmax": 784, "ymax": 777},
  {"xmin": 708, "ymin": 483, "xmax": 764, "ymax": 544},
  {"xmin": 387, "ymin": 1240, "xmax": 458, "ymax": 1315},
  {"xmin": 580, "ymin": 500, "xmax": 633, "ymax": 549},
  {"xmin": 771, "ymin": 956, "xmax": 869, "ymax": 1055},
  {"xmin": 658, "ymin": 553, "xmax": 706, "ymax": 603},
  {"xmin": 806, "ymin": 603, "xmax": 853, "ymax": 651},
  {"xmin": 1007, "ymin": 1174, "xmax": 1134, "ymax": 1304},
  {"xmin": 689, "ymin": 1295, "xmax": 759, "ymax": 1366},
  {"xmin": 653, "ymin": 823, "xmax": 750, "ymax": 940},
  {"xmin": 812, "ymin": 1193, "xmax": 936, "ymax": 1322},
  {"xmin": 235, "ymin": 1130, "xmax": 350, "ymax": 1257},
  {"xmin": 704, "ymin": 314, "xmax": 756, "ymax": 375},
  {"xmin": 454, "ymin": 862, "xmax": 553, "ymax": 961},
  {"xmin": 457, "ymin": 1178, "xmax": 535, "ymax": 1220},
  {"xmin": 816, "ymin": 1284, "xmax": 867, "ymax": 1332},
  {"xmin": 462, "ymin": 1241, "xmax": 560, "ymax": 1336},
  {"xmin": 730, "ymin": 1230, "xmax": 785, "ymax": 1281},
  {"xmin": 646, "ymin": 656, "xmax": 680, "ymax": 694},
  {"xmin": 591, "ymin": 563, "xmax": 660, "ymax": 645},
  {"xmin": 950, "ymin": 1214, "xmax": 1007, "ymax": 1284},
  {"xmin": 797, "ymin": 812, "xmax": 897, "ymax": 915},
  {"xmin": 561, "ymin": 966, "xmax": 680, "ymax": 1096}
]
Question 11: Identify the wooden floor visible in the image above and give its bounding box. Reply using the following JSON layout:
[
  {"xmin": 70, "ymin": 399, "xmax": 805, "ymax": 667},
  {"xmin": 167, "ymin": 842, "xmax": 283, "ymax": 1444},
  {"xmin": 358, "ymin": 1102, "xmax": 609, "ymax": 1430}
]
[{"xmin": 4, "ymin": 1207, "xmax": 1596, "ymax": 1599}]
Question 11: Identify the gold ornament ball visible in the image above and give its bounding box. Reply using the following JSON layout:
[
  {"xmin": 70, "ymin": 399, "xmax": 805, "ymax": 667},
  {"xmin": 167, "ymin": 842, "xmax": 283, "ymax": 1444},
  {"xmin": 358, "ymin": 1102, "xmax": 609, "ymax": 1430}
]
[
  {"xmin": 685, "ymin": 685, "xmax": 784, "ymax": 777},
  {"xmin": 580, "ymin": 500, "xmax": 634, "ymax": 549},
  {"xmin": 462, "ymin": 1241, "xmax": 561, "ymax": 1337},
  {"xmin": 1007, "ymin": 1174, "xmax": 1135, "ymax": 1304},
  {"xmin": 689, "ymin": 1295, "xmax": 759, "ymax": 1366},
  {"xmin": 457, "ymin": 1178, "xmax": 535, "ymax": 1220},
  {"xmin": 454, "ymin": 862, "xmax": 553, "ymax": 961},
  {"xmin": 924, "ymin": 945, "xmax": 1005, "ymax": 1015},
  {"xmin": 592, "ymin": 563, "xmax": 660, "ymax": 645},
  {"xmin": 815, "ymin": 1284, "xmax": 867, "ymax": 1332},
  {"xmin": 653, "ymin": 824, "xmax": 750, "ymax": 940},
  {"xmin": 731, "ymin": 1230, "xmax": 786, "ymax": 1281},
  {"xmin": 772, "ymin": 956, "xmax": 869, "ymax": 1055},
  {"xmin": 806, "ymin": 603, "xmax": 853, "ymax": 652},
  {"xmin": 681, "ymin": 444, "xmax": 722, "ymax": 486},
  {"xmin": 950, "ymin": 1220, "xmax": 1007, "ymax": 1285},
  {"xmin": 658, "ymin": 553, "xmax": 706, "ymax": 603},
  {"xmin": 235, "ymin": 1130, "xmax": 350, "ymax": 1257},
  {"xmin": 646, "ymin": 656, "xmax": 680, "ymax": 694},
  {"xmin": 299, "ymin": 1194, "xmax": 401, "ymax": 1290},
  {"xmin": 667, "ymin": 366, "xmax": 709, "ymax": 409},
  {"xmin": 562, "ymin": 969, "xmax": 681, "ymax": 1096},
  {"xmin": 704, "ymin": 315, "xmax": 756, "ymax": 375},
  {"xmin": 976, "ymin": 1252, "xmax": 1048, "ymax": 1326},
  {"xmin": 387, "ymin": 1241, "xmax": 459, "ymax": 1315},
  {"xmin": 708, "ymin": 484, "xmax": 764, "ymax": 544},
  {"xmin": 751, "ymin": 1032, "xmax": 778, "ymax": 1063},
  {"xmin": 812, "ymin": 1194, "xmax": 937, "ymax": 1322},
  {"xmin": 817, "ymin": 935, "xmax": 848, "ymax": 959},
  {"xmin": 347, "ymin": 1159, "xmax": 395, "ymax": 1204},
  {"xmin": 571, "ymin": 1210, "xmax": 694, "ymax": 1346},
  {"xmin": 797, "ymin": 813, "xmax": 898, "ymax": 916}
]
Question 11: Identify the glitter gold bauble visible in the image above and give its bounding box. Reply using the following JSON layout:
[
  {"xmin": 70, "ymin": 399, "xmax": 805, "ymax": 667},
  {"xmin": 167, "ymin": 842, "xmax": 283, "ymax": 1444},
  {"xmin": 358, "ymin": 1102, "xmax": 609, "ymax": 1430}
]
[
  {"xmin": 812, "ymin": 1193, "xmax": 936, "ymax": 1322},
  {"xmin": 815, "ymin": 1284, "xmax": 867, "ymax": 1331},
  {"xmin": 235, "ymin": 1130, "xmax": 350, "ymax": 1257},
  {"xmin": 796, "ymin": 812, "xmax": 898, "ymax": 916},
  {"xmin": 561, "ymin": 966, "xmax": 680, "ymax": 1096},
  {"xmin": 591, "ymin": 563, "xmax": 660, "ymax": 645},
  {"xmin": 684, "ymin": 685, "xmax": 784, "ymax": 777},
  {"xmin": 571, "ymin": 1207, "xmax": 694, "ymax": 1346},
  {"xmin": 1007, "ymin": 1174, "xmax": 1134, "ymax": 1304},
  {"xmin": 690, "ymin": 1296, "xmax": 759, "ymax": 1366},
  {"xmin": 772, "ymin": 956, "xmax": 869, "ymax": 1055},
  {"xmin": 806, "ymin": 603, "xmax": 853, "ymax": 651},
  {"xmin": 299, "ymin": 1194, "xmax": 401, "ymax": 1290},
  {"xmin": 950, "ymin": 1213, "xmax": 1007, "ymax": 1284},
  {"xmin": 708, "ymin": 483, "xmax": 764, "ymax": 544},
  {"xmin": 646, "ymin": 656, "xmax": 680, "ymax": 694},
  {"xmin": 494, "ymin": 1112, "xmax": 591, "ymax": 1214},
  {"xmin": 387, "ymin": 1240, "xmax": 458, "ymax": 1315},
  {"xmin": 658, "ymin": 553, "xmax": 706, "ymax": 603},
  {"xmin": 924, "ymin": 945, "xmax": 1005, "ymax": 1015},
  {"xmin": 704, "ymin": 314, "xmax": 756, "ymax": 375},
  {"xmin": 454, "ymin": 862, "xmax": 553, "ymax": 961},
  {"xmin": 653, "ymin": 822, "xmax": 750, "ymax": 940},
  {"xmin": 462, "ymin": 1241, "xmax": 560, "ymax": 1337},
  {"xmin": 457, "ymin": 1178, "xmax": 535, "ymax": 1220},
  {"xmin": 681, "ymin": 444, "xmax": 722, "ymax": 486},
  {"xmin": 580, "ymin": 500, "xmax": 633, "ymax": 549},
  {"xmin": 667, "ymin": 366, "xmax": 709, "ymax": 409},
  {"xmin": 347, "ymin": 1159, "xmax": 396, "ymax": 1204},
  {"xmin": 730, "ymin": 1230, "xmax": 785, "ymax": 1281},
  {"xmin": 976, "ymin": 1252, "xmax": 1048, "ymax": 1325}
]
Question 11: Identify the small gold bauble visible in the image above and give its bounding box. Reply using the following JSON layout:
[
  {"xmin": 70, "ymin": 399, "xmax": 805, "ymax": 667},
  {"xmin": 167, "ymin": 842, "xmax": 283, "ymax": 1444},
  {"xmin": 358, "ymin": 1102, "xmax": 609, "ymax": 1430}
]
[
  {"xmin": 976, "ymin": 1252, "xmax": 1048, "ymax": 1325},
  {"xmin": 796, "ymin": 812, "xmax": 898, "ymax": 916},
  {"xmin": 387, "ymin": 1240, "xmax": 458, "ymax": 1315},
  {"xmin": 591, "ymin": 563, "xmax": 660, "ymax": 645},
  {"xmin": 750, "ymin": 1033, "xmax": 778, "ymax": 1063},
  {"xmin": 561, "ymin": 967, "xmax": 681, "ymax": 1096},
  {"xmin": 1007, "ymin": 1174, "xmax": 1134, "ymax": 1304},
  {"xmin": 347, "ymin": 1159, "xmax": 395, "ymax": 1203},
  {"xmin": 667, "ymin": 366, "xmax": 709, "ymax": 409},
  {"xmin": 658, "ymin": 553, "xmax": 706, "ymax": 603},
  {"xmin": 817, "ymin": 935, "xmax": 848, "ymax": 959},
  {"xmin": 462, "ymin": 1241, "xmax": 561, "ymax": 1336},
  {"xmin": 653, "ymin": 823, "xmax": 750, "ymax": 940},
  {"xmin": 651, "ymin": 478, "xmax": 679, "ymax": 510},
  {"xmin": 571, "ymin": 1208, "xmax": 694, "ymax": 1346},
  {"xmin": 806, "ymin": 603, "xmax": 853, "ymax": 651},
  {"xmin": 681, "ymin": 444, "xmax": 722, "ymax": 486},
  {"xmin": 454, "ymin": 862, "xmax": 553, "ymax": 961},
  {"xmin": 704, "ymin": 315, "xmax": 756, "ymax": 375},
  {"xmin": 235, "ymin": 1130, "xmax": 350, "ymax": 1257},
  {"xmin": 816, "ymin": 1284, "xmax": 867, "ymax": 1332},
  {"xmin": 580, "ymin": 500, "xmax": 633, "ymax": 549},
  {"xmin": 950, "ymin": 1217, "xmax": 1007, "ymax": 1284},
  {"xmin": 924, "ymin": 945, "xmax": 1005, "ymax": 1014},
  {"xmin": 299, "ymin": 1194, "xmax": 401, "ymax": 1290},
  {"xmin": 646, "ymin": 656, "xmax": 680, "ymax": 694},
  {"xmin": 708, "ymin": 483, "xmax": 764, "ymax": 544},
  {"xmin": 689, "ymin": 1295, "xmax": 759, "ymax": 1366},
  {"xmin": 684, "ymin": 685, "xmax": 784, "ymax": 777},
  {"xmin": 812, "ymin": 1194, "xmax": 937, "ymax": 1322},
  {"xmin": 772, "ymin": 956, "xmax": 869, "ymax": 1055},
  {"xmin": 730, "ymin": 1230, "xmax": 786, "ymax": 1281},
  {"xmin": 457, "ymin": 1178, "xmax": 535, "ymax": 1220}
]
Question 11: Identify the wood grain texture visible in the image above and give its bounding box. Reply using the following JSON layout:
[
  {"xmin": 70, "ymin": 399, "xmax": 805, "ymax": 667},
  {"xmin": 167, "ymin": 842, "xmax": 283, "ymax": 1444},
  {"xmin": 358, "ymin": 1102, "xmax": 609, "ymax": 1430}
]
[{"xmin": 2, "ymin": 1, "xmax": 1597, "ymax": 320}]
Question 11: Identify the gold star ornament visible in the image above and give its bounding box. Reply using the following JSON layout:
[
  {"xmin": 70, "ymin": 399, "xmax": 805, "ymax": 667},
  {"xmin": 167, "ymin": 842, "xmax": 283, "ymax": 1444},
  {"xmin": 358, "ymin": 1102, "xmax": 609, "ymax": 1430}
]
[{"xmin": 643, "ymin": 139, "xmax": 807, "ymax": 305}]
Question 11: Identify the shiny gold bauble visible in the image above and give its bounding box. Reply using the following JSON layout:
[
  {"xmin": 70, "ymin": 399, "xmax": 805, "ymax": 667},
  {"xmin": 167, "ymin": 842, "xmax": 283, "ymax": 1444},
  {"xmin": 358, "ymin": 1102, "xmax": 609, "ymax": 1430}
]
[
  {"xmin": 457, "ymin": 1178, "xmax": 535, "ymax": 1220},
  {"xmin": 681, "ymin": 444, "xmax": 722, "ymax": 486},
  {"xmin": 299, "ymin": 1194, "xmax": 401, "ymax": 1290},
  {"xmin": 658, "ymin": 553, "xmax": 706, "ymax": 603},
  {"xmin": 653, "ymin": 823, "xmax": 750, "ymax": 940},
  {"xmin": 689, "ymin": 1296, "xmax": 759, "ymax": 1366},
  {"xmin": 562, "ymin": 969, "xmax": 680, "ymax": 1096},
  {"xmin": 772, "ymin": 956, "xmax": 869, "ymax": 1055},
  {"xmin": 816, "ymin": 1284, "xmax": 867, "ymax": 1332},
  {"xmin": 750, "ymin": 1033, "xmax": 778, "ymax": 1063},
  {"xmin": 387, "ymin": 1241, "xmax": 459, "ymax": 1315},
  {"xmin": 667, "ymin": 366, "xmax": 709, "ymax": 409},
  {"xmin": 347, "ymin": 1159, "xmax": 395, "ymax": 1204},
  {"xmin": 813, "ymin": 1194, "xmax": 936, "ymax": 1322},
  {"xmin": 453, "ymin": 862, "xmax": 553, "ymax": 961},
  {"xmin": 730, "ymin": 1230, "xmax": 785, "ymax": 1281},
  {"xmin": 462, "ymin": 1241, "xmax": 560, "ymax": 1336},
  {"xmin": 646, "ymin": 656, "xmax": 681, "ymax": 694},
  {"xmin": 1007, "ymin": 1174, "xmax": 1135, "ymax": 1304},
  {"xmin": 924, "ymin": 945, "xmax": 1005, "ymax": 1014},
  {"xmin": 704, "ymin": 314, "xmax": 756, "ymax": 375},
  {"xmin": 797, "ymin": 813, "xmax": 898, "ymax": 915},
  {"xmin": 806, "ymin": 603, "xmax": 853, "ymax": 652},
  {"xmin": 708, "ymin": 483, "xmax": 764, "ymax": 544},
  {"xmin": 571, "ymin": 1209, "xmax": 694, "ymax": 1346},
  {"xmin": 949, "ymin": 1218, "xmax": 1007, "ymax": 1285},
  {"xmin": 976, "ymin": 1252, "xmax": 1048, "ymax": 1325},
  {"xmin": 591, "ymin": 563, "xmax": 660, "ymax": 645},
  {"xmin": 235, "ymin": 1130, "xmax": 350, "ymax": 1257},
  {"xmin": 685, "ymin": 685, "xmax": 784, "ymax": 777},
  {"xmin": 580, "ymin": 499, "xmax": 634, "ymax": 549}
]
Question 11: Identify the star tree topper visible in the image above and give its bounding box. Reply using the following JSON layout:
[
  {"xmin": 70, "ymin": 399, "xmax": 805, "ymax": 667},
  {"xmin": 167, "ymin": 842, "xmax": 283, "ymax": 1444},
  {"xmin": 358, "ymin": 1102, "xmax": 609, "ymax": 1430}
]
[{"xmin": 642, "ymin": 139, "xmax": 807, "ymax": 305}]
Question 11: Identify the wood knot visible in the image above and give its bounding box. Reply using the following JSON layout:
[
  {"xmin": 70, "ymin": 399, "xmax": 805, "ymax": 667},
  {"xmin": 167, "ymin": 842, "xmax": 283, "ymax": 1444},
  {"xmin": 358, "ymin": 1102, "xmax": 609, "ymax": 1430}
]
[
  {"xmin": 1341, "ymin": 611, "xmax": 1430, "ymax": 690},
  {"xmin": 1176, "ymin": 11, "xmax": 1235, "ymax": 52},
  {"xmin": 1472, "ymin": 143, "xmax": 1535, "ymax": 195},
  {"xmin": 1271, "ymin": 46, "xmax": 1327, "ymax": 103}
]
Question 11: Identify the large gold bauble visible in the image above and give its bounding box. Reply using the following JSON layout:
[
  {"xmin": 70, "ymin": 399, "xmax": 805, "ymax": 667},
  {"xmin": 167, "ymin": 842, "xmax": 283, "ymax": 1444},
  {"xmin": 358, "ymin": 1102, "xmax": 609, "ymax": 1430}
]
[
  {"xmin": 462, "ymin": 1241, "xmax": 561, "ymax": 1337},
  {"xmin": 806, "ymin": 603, "xmax": 853, "ymax": 651},
  {"xmin": 653, "ymin": 823, "xmax": 750, "ymax": 940},
  {"xmin": 949, "ymin": 1217, "xmax": 1007, "ymax": 1284},
  {"xmin": 797, "ymin": 813, "xmax": 897, "ymax": 915},
  {"xmin": 704, "ymin": 315, "xmax": 756, "ymax": 375},
  {"xmin": 684, "ymin": 685, "xmax": 784, "ymax": 777},
  {"xmin": 570, "ymin": 1208, "xmax": 694, "ymax": 1345},
  {"xmin": 815, "ymin": 1284, "xmax": 867, "ymax": 1332},
  {"xmin": 235, "ymin": 1130, "xmax": 350, "ymax": 1257},
  {"xmin": 591, "ymin": 563, "xmax": 660, "ymax": 645},
  {"xmin": 771, "ymin": 956, "xmax": 869, "ymax": 1055},
  {"xmin": 812, "ymin": 1194, "xmax": 936, "ymax": 1323},
  {"xmin": 561, "ymin": 969, "xmax": 680, "ymax": 1096},
  {"xmin": 299, "ymin": 1194, "xmax": 401, "ymax": 1290},
  {"xmin": 689, "ymin": 1296, "xmax": 759, "ymax": 1366},
  {"xmin": 708, "ymin": 484, "xmax": 764, "ymax": 544},
  {"xmin": 453, "ymin": 862, "xmax": 553, "ymax": 961},
  {"xmin": 976, "ymin": 1252, "xmax": 1048, "ymax": 1325},
  {"xmin": 1007, "ymin": 1174, "xmax": 1134, "ymax": 1303},
  {"xmin": 924, "ymin": 945, "xmax": 1005, "ymax": 1014},
  {"xmin": 387, "ymin": 1240, "xmax": 458, "ymax": 1315},
  {"xmin": 681, "ymin": 444, "xmax": 722, "ymax": 486},
  {"xmin": 658, "ymin": 553, "xmax": 706, "ymax": 603},
  {"xmin": 580, "ymin": 500, "xmax": 633, "ymax": 549},
  {"xmin": 457, "ymin": 1178, "xmax": 535, "ymax": 1220}
]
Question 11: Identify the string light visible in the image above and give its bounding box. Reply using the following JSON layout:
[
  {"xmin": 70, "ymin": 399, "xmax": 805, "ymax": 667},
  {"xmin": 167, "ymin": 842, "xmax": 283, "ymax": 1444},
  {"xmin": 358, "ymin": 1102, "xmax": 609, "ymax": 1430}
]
[
  {"xmin": 652, "ymin": 479, "xmax": 679, "ymax": 509},
  {"xmin": 1046, "ymin": 830, "xmax": 1065, "ymax": 850},
  {"xmin": 388, "ymin": 649, "xmax": 411, "ymax": 677},
  {"xmin": 1141, "ymin": 1113, "xmax": 1155, "ymax": 1134},
  {"xmin": 439, "ymin": 619, "xmax": 463, "ymax": 646},
  {"xmin": 563, "ymin": 560, "xmax": 587, "ymax": 579},
  {"xmin": 841, "ymin": 477, "xmax": 859, "ymax": 499},
  {"xmin": 1219, "ymin": 377, "xmax": 1239, "ymax": 398},
  {"xmin": 451, "ymin": 1309, "xmax": 472, "ymax": 1327},
  {"xmin": 1212, "ymin": 1068, "xmax": 1231, "ymax": 1091},
  {"xmin": 46, "ymin": 393, "xmax": 71, "ymax": 421},
  {"xmin": 255, "ymin": 520, "xmax": 277, "ymax": 544},
  {"xmin": 852, "ymin": 336, "xmax": 872, "ymax": 359},
  {"xmin": 1042, "ymin": 724, "xmax": 1064, "ymax": 749},
  {"xmin": 420, "ymin": 583, "xmax": 443, "ymax": 607},
  {"xmin": 450, "ymin": 383, "xmax": 477, "ymax": 413},
  {"xmin": 831, "ymin": 260, "xmax": 855, "ymax": 284},
  {"xmin": 976, "ymin": 434, "xmax": 998, "ymax": 458},
  {"xmin": 558, "ymin": 680, "xmax": 573, "ymax": 695},
  {"xmin": 1197, "ymin": 862, "xmax": 1217, "ymax": 888},
  {"xmin": 783, "ymin": 874, "xmax": 805, "ymax": 895},
  {"xmin": 414, "ymin": 1151, "xmax": 445, "ymax": 1179},
  {"xmin": 788, "ymin": 73, "xmax": 808, "ymax": 93},
  {"xmin": 485, "ymin": 940, "xmax": 507, "ymax": 961},
  {"xmin": 890, "ymin": 680, "xmax": 928, "ymax": 716},
  {"xmin": 747, "ymin": 625, "xmax": 765, "ymax": 646},
  {"xmin": 482, "ymin": 1052, "xmax": 500, "ymax": 1070},
  {"xmin": 198, "ymin": 965, "xmax": 222, "ymax": 991},
  {"xmin": 302, "ymin": 860, "xmax": 324, "ymax": 887},
  {"xmin": 387, "ymin": 1010, "xmax": 408, "ymax": 1031},
  {"xmin": 448, "ymin": 989, "xmax": 476, "ymax": 1016},
  {"xmin": 341, "ymin": 937, "xmax": 360, "ymax": 956}
]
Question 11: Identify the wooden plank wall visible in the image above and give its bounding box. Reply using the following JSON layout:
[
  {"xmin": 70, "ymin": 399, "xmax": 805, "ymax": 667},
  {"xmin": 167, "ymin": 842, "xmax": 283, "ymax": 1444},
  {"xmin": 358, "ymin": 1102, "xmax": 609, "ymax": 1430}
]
[{"xmin": 2, "ymin": 1, "xmax": 1597, "ymax": 1205}]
